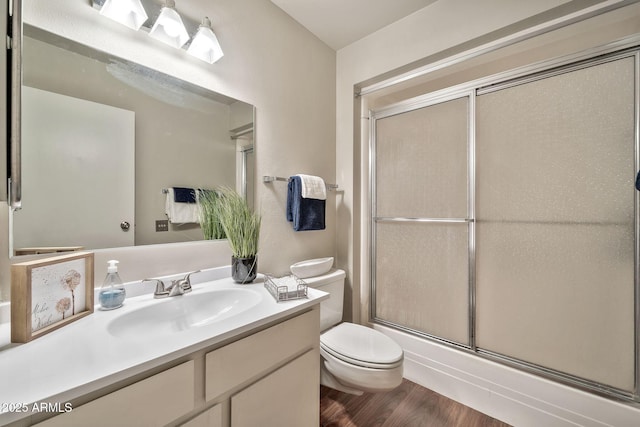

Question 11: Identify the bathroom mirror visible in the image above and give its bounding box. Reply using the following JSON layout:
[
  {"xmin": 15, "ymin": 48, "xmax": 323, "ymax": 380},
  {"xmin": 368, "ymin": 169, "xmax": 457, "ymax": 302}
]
[{"xmin": 10, "ymin": 25, "xmax": 255, "ymax": 256}]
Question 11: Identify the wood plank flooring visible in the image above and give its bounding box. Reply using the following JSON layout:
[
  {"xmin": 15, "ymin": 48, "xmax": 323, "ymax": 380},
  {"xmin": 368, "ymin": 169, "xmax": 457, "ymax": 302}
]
[{"xmin": 320, "ymin": 379, "xmax": 511, "ymax": 427}]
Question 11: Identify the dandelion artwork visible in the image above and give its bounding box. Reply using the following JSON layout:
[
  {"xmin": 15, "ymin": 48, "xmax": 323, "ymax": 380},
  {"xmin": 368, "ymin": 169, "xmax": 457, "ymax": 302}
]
[
  {"xmin": 11, "ymin": 252, "xmax": 94, "ymax": 343},
  {"xmin": 30, "ymin": 258, "xmax": 87, "ymax": 332}
]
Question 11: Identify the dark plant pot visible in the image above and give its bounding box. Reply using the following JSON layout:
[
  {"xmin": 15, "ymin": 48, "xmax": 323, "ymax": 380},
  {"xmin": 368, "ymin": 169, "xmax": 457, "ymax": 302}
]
[{"xmin": 232, "ymin": 256, "xmax": 257, "ymax": 284}]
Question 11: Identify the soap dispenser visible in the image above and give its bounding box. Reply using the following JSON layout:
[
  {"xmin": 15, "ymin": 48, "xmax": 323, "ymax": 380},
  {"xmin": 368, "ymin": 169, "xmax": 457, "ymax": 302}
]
[{"xmin": 99, "ymin": 260, "xmax": 126, "ymax": 310}]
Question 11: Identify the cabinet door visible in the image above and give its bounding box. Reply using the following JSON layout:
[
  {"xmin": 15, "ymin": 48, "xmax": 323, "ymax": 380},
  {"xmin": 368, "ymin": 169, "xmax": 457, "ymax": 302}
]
[
  {"xmin": 230, "ymin": 350, "xmax": 319, "ymax": 427},
  {"xmin": 35, "ymin": 361, "xmax": 194, "ymax": 427}
]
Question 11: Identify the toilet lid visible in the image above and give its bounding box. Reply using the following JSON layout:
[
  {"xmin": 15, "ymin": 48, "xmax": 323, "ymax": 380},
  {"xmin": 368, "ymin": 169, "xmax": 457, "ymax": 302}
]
[{"xmin": 320, "ymin": 323, "xmax": 403, "ymax": 368}]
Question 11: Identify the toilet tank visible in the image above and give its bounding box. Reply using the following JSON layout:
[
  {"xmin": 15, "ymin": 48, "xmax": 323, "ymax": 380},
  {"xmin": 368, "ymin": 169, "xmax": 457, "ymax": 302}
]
[{"xmin": 303, "ymin": 269, "xmax": 346, "ymax": 331}]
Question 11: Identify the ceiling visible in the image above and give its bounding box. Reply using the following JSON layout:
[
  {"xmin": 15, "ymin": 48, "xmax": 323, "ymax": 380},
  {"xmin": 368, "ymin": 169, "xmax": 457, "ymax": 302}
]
[{"xmin": 269, "ymin": 0, "xmax": 438, "ymax": 50}]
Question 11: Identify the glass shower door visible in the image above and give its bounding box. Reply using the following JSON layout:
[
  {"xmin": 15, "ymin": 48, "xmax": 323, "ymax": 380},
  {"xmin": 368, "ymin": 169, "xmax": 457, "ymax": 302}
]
[
  {"xmin": 475, "ymin": 55, "xmax": 636, "ymax": 392},
  {"xmin": 372, "ymin": 96, "xmax": 472, "ymax": 346}
]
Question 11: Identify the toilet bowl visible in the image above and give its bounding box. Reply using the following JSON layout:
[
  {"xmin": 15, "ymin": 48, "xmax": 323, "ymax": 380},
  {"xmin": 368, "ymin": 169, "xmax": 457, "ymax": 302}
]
[
  {"xmin": 302, "ymin": 269, "xmax": 404, "ymax": 395},
  {"xmin": 320, "ymin": 322, "xmax": 403, "ymax": 394}
]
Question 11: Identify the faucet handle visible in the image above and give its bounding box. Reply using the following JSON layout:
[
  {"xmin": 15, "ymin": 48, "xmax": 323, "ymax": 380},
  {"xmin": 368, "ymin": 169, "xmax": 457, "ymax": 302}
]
[
  {"xmin": 143, "ymin": 278, "xmax": 169, "ymax": 299},
  {"xmin": 178, "ymin": 270, "xmax": 201, "ymax": 293}
]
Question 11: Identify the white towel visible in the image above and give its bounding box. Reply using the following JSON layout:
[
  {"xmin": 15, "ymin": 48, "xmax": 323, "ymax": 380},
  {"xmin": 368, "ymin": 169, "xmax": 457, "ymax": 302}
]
[
  {"xmin": 296, "ymin": 174, "xmax": 326, "ymax": 200},
  {"xmin": 165, "ymin": 188, "xmax": 200, "ymax": 224}
]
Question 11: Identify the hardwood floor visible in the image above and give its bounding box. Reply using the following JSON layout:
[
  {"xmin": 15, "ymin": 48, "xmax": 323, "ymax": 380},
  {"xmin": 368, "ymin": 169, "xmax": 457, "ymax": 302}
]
[{"xmin": 320, "ymin": 379, "xmax": 511, "ymax": 427}]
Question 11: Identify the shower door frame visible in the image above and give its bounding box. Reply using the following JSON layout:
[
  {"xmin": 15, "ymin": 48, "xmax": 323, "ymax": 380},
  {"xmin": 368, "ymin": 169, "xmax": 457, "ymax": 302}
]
[{"xmin": 368, "ymin": 41, "xmax": 640, "ymax": 403}]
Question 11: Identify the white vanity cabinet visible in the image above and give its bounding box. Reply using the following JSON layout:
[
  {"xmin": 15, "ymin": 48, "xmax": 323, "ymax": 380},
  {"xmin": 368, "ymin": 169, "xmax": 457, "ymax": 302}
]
[{"xmin": 30, "ymin": 307, "xmax": 320, "ymax": 427}]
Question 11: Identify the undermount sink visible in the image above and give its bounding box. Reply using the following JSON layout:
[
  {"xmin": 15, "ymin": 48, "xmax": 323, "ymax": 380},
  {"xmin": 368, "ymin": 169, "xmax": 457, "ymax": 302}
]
[{"xmin": 107, "ymin": 288, "xmax": 262, "ymax": 338}]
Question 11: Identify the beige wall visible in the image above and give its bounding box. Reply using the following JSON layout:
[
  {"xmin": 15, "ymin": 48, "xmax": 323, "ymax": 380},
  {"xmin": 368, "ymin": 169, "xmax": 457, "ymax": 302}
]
[{"xmin": 0, "ymin": 0, "xmax": 336, "ymax": 296}]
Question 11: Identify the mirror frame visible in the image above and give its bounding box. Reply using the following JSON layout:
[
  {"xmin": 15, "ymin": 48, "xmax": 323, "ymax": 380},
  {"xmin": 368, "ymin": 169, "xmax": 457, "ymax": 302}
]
[{"xmin": 8, "ymin": 0, "xmax": 22, "ymax": 210}]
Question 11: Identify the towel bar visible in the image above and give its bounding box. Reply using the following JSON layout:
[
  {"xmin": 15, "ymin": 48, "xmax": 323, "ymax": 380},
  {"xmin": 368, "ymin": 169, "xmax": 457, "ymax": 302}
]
[{"xmin": 263, "ymin": 175, "xmax": 338, "ymax": 190}]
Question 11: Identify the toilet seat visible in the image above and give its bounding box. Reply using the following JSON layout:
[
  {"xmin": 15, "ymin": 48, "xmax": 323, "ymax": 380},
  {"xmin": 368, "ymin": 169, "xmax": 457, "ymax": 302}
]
[{"xmin": 320, "ymin": 323, "xmax": 403, "ymax": 369}]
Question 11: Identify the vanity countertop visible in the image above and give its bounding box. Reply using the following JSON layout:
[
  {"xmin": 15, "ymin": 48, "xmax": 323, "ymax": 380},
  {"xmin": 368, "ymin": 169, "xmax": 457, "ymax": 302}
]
[{"xmin": 0, "ymin": 274, "xmax": 328, "ymax": 426}]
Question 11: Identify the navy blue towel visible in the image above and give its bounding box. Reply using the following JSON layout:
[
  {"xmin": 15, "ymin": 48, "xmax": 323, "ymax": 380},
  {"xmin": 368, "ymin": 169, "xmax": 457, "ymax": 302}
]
[
  {"xmin": 173, "ymin": 187, "xmax": 197, "ymax": 203},
  {"xmin": 286, "ymin": 176, "xmax": 325, "ymax": 231}
]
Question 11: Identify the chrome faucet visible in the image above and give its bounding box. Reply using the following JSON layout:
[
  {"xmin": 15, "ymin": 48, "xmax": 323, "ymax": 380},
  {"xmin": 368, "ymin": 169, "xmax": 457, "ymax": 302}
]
[{"xmin": 144, "ymin": 270, "xmax": 200, "ymax": 299}]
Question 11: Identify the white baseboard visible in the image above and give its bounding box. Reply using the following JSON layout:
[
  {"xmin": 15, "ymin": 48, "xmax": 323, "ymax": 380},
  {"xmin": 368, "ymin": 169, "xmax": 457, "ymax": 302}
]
[{"xmin": 373, "ymin": 325, "xmax": 640, "ymax": 427}]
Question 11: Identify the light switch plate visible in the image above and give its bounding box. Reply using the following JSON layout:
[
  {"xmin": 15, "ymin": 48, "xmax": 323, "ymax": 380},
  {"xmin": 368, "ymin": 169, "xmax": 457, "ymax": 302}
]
[{"xmin": 156, "ymin": 220, "xmax": 169, "ymax": 232}]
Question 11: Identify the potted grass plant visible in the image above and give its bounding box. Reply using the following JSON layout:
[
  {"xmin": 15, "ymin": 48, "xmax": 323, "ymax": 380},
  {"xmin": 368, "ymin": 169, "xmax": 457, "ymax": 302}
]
[{"xmin": 200, "ymin": 187, "xmax": 260, "ymax": 283}]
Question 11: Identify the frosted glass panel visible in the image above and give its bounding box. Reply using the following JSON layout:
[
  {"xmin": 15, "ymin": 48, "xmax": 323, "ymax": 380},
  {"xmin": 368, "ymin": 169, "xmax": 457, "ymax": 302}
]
[
  {"xmin": 475, "ymin": 57, "xmax": 636, "ymax": 391},
  {"xmin": 476, "ymin": 58, "xmax": 635, "ymax": 224},
  {"xmin": 476, "ymin": 222, "xmax": 634, "ymax": 390},
  {"xmin": 376, "ymin": 98, "xmax": 468, "ymax": 218},
  {"xmin": 374, "ymin": 222, "xmax": 469, "ymax": 345}
]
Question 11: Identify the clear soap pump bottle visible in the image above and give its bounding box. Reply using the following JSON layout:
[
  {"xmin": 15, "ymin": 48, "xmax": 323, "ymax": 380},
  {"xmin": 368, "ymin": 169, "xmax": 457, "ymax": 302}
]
[{"xmin": 99, "ymin": 260, "xmax": 126, "ymax": 310}]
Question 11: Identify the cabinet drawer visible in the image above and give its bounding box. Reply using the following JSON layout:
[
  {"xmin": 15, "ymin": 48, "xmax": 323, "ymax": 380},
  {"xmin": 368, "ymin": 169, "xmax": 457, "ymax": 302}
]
[
  {"xmin": 205, "ymin": 307, "xmax": 319, "ymax": 401},
  {"xmin": 35, "ymin": 361, "xmax": 195, "ymax": 427}
]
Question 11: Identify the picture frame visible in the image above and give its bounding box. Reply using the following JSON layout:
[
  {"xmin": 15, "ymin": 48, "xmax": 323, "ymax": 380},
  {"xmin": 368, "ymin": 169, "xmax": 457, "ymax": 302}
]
[{"xmin": 11, "ymin": 252, "xmax": 94, "ymax": 343}]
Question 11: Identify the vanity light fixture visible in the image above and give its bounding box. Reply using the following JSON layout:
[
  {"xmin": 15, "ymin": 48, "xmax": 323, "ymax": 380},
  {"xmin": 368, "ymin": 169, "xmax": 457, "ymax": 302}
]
[
  {"xmin": 187, "ymin": 17, "xmax": 224, "ymax": 64},
  {"xmin": 93, "ymin": 0, "xmax": 225, "ymax": 65},
  {"xmin": 149, "ymin": 0, "xmax": 190, "ymax": 49},
  {"xmin": 99, "ymin": 0, "xmax": 148, "ymax": 31}
]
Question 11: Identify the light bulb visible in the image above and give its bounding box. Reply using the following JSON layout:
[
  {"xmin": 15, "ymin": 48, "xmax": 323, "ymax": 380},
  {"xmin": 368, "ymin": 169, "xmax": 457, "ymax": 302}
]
[
  {"xmin": 162, "ymin": 20, "xmax": 182, "ymax": 38},
  {"xmin": 99, "ymin": 0, "xmax": 148, "ymax": 31},
  {"xmin": 187, "ymin": 17, "xmax": 224, "ymax": 64},
  {"xmin": 149, "ymin": 3, "xmax": 190, "ymax": 49}
]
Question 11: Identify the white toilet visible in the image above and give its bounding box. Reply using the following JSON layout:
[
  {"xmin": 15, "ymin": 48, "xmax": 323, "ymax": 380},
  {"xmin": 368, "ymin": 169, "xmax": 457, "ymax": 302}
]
[{"xmin": 304, "ymin": 269, "xmax": 404, "ymax": 395}]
